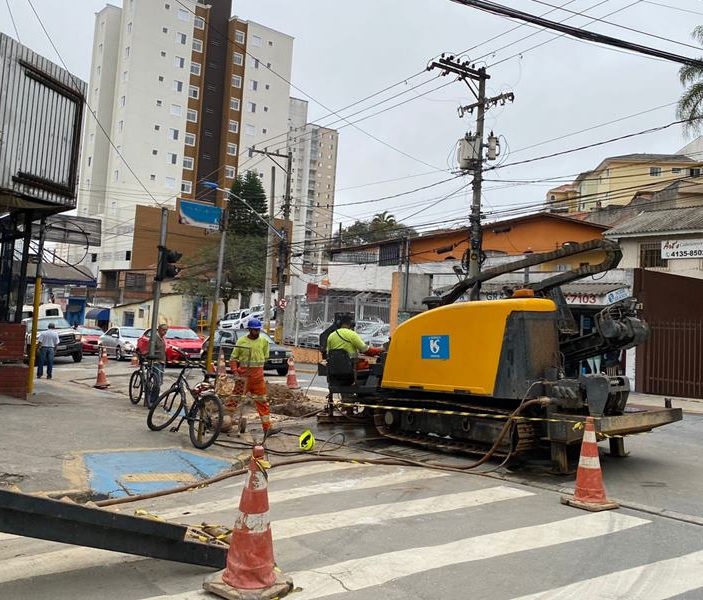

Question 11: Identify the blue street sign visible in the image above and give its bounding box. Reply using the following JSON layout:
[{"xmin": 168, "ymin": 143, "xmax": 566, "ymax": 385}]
[
  {"xmin": 421, "ymin": 335, "xmax": 450, "ymax": 360},
  {"xmin": 178, "ymin": 198, "xmax": 222, "ymax": 230}
]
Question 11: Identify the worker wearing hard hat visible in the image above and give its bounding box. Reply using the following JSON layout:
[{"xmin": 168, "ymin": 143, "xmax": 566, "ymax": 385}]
[
  {"xmin": 229, "ymin": 318, "xmax": 280, "ymax": 437},
  {"xmin": 326, "ymin": 314, "xmax": 382, "ymax": 371}
]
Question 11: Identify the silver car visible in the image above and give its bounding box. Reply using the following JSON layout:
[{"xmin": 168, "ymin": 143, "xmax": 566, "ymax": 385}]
[{"xmin": 98, "ymin": 326, "xmax": 145, "ymax": 361}]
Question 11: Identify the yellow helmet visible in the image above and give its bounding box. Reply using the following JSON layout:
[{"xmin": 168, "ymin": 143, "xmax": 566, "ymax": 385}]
[{"xmin": 299, "ymin": 430, "xmax": 315, "ymax": 452}]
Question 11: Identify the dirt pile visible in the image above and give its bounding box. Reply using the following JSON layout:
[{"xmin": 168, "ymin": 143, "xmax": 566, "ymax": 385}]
[{"xmin": 267, "ymin": 382, "xmax": 325, "ymax": 417}]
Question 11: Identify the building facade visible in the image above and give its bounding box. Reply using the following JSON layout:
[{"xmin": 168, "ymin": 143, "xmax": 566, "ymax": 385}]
[
  {"xmin": 72, "ymin": 0, "xmax": 293, "ymax": 298},
  {"xmin": 287, "ymin": 97, "xmax": 339, "ymax": 296}
]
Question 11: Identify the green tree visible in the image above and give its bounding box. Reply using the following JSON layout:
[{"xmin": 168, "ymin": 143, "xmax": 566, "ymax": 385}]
[
  {"xmin": 174, "ymin": 171, "xmax": 269, "ymax": 312},
  {"xmin": 677, "ymin": 26, "xmax": 703, "ymax": 134},
  {"xmin": 334, "ymin": 212, "xmax": 417, "ymax": 245}
]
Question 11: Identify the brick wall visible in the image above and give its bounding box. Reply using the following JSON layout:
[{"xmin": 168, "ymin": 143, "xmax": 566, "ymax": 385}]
[
  {"xmin": 0, "ymin": 323, "xmax": 26, "ymax": 362},
  {"xmin": 0, "ymin": 364, "xmax": 28, "ymax": 399}
]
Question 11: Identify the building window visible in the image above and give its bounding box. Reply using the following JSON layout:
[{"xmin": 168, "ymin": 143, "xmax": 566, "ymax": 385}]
[
  {"xmin": 249, "ymin": 80, "xmax": 258, "ymax": 91},
  {"xmin": 690, "ymin": 168, "xmax": 702, "ymax": 177},
  {"xmin": 160, "ymin": 51, "xmax": 166, "ymax": 57},
  {"xmin": 174, "ymin": 56, "xmax": 185, "ymax": 68},
  {"xmin": 176, "ymin": 32, "xmax": 187, "ymax": 44},
  {"xmin": 173, "ymin": 79, "xmax": 183, "ymax": 92},
  {"xmin": 152, "ymin": 149, "xmax": 158, "ymax": 155},
  {"xmin": 168, "ymin": 127, "xmax": 179, "ymax": 140},
  {"xmin": 183, "ymin": 156, "xmax": 194, "ymax": 170},
  {"xmin": 228, "ymin": 120, "xmax": 239, "ymax": 133},
  {"xmin": 190, "ymin": 62, "xmax": 201, "ymax": 75},
  {"xmin": 249, "ymin": 57, "xmax": 259, "ymax": 69},
  {"xmin": 231, "ymin": 75, "xmax": 242, "ymax": 88},
  {"xmin": 119, "ymin": 95, "xmax": 126, "ymax": 107},
  {"xmin": 268, "ymin": 40, "xmax": 273, "ymax": 46},
  {"xmin": 263, "ymin": 106, "xmax": 268, "ymax": 112},
  {"xmin": 262, "ymin": 128, "xmax": 267, "ymax": 134},
  {"xmin": 150, "ymin": 174, "xmax": 156, "ymax": 181},
  {"xmin": 177, "ymin": 8, "xmax": 189, "ymax": 21},
  {"xmin": 265, "ymin": 83, "xmax": 270, "ymax": 90},
  {"xmin": 187, "ymin": 109, "xmax": 198, "ymax": 122},
  {"xmin": 117, "ymin": 120, "xmax": 124, "ymax": 132},
  {"xmin": 87, "ymin": 156, "xmax": 92, "ymax": 167},
  {"xmin": 230, "ymin": 98, "xmax": 240, "ymax": 111},
  {"xmin": 194, "ymin": 16, "xmax": 205, "ymax": 29},
  {"xmin": 640, "ymin": 242, "xmax": 668, "ymax": 269},
  {"xmin": 225, "ymin": 166, "xmax": 235, "ymax": 178},
  {"xmin": 162, "ymin": 26, "xmax": 168, "ymax": 33},
  {"xmin": 235, "ymin": 30, "xmax": 245, "ymax": 44},
  {"xmin": 227, "ymin": 143, "xmax": 238, "ymax": 156},
  {"xmin": 91, "ymin": 253, "xmax": 98, "ymax": 263},
  {"xmin": 127, "ymin": 22, "xmax": 132, "ymax": 33},
  {"xmin": 181, "ymin": 180, "xmax": 193, "ymax": 194},
  {"xmin": 245, "ymin": 124, "xmax": 255, "ymax": 136},
  {"xmin": 154, "ymin": 124, "xmax": 160, "ymax": 131},
  {"xmin": 165, "ymin": 2, "xmax": 170, "ymax": 8},
  {"xmin": 170, "ymin": 103, "xmax": 182, "ymax": 116},
  {"xmin": 672, "ymin": 167, "xmax": 681, "ymax": 174},
  {"xmin": 252, "ymin": 35, "xmax": 262, "ymax": 47},
  {"xmin": 185, "ymin": 132, "xmax": 196, "ymax": 146},
  {"xmin": 650, "ymin": 166, "xmax": 662, "ymax": 177},
  {"xmin": 233, "ymin": 52, "xmax": 243, "ymax": 65},
  {"xmin": 165, "ymin": 176, "xmax": 176, "ymax": 189},
  {"xmin": 247, "ymin": 102, "xmax": 256, "ymax": 113},
  {"xmin": 192, "ymin": 38, "xmax": 203, "ymax": 52},
  {"xmin": 114, "ymin": 169, "xmax": 119, "ymax": 182},
  {"xmin": 188, "ymin": 85, "xmax": 199, "ymax": 99},
  {"xmin": 98, "ymin": 43, "xmax": 103, "ymax": 54}
]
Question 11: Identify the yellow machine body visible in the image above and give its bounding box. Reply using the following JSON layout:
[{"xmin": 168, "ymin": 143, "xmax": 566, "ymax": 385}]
[{"xmin": 380, "ymin": 297, "xmax": 557, "ymax": 396}]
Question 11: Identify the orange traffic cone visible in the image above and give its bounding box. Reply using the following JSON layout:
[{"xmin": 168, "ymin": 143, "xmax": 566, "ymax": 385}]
[
  {"xmin": 285, "ymin": 357, "xmax": 299, "ymax": 390},
  {"xmin": 561, "ymin": 416, "xmax": 619, "ymax": 511},
  {"xmin": 203, "ymin": 445, "xmax": 293, "ymax": 599},
  {"xmin": 94, "ymin": 348, "xmax": 111, "ymax": 389},
  {"xmin": 217, "ymin": 346, "xmax": 227, "ymax": 378}
]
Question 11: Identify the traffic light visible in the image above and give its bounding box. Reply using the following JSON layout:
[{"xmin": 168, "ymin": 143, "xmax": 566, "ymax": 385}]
[{"xmin": 156, "ymin": 246, "xmax": 182, "ymax": 281}]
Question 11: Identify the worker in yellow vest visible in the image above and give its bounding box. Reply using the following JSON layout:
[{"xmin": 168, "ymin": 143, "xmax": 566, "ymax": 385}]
[
  {"xmin": 326, "ymin": 314, "xmax": 382, "ymax": 372},
  {"xmin": 229, "ymin": 318, "xmax": 280, "ymax": 436}
]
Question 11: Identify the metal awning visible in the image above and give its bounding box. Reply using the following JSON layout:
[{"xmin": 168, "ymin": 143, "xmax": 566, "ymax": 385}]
[{"xmin": 85, "ymin": 307, "xmax": 109, "ymax": 320}]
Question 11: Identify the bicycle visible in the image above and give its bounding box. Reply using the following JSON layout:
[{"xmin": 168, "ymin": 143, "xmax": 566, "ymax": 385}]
[
  {"xmin": 146, "ymin": 359, "xmax": 224, "ymax": 449},
  {"xmin": 128, "ymin": 353, "xmax": 161, "ymax": 407}
]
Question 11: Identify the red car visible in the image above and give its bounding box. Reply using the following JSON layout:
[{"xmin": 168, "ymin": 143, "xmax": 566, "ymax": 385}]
[
  {"xmin": 136, "ymin": 326, "xmax": 203, "ymax": 364},
  {"xmin": 77, "ymin": 325, "xmax": 103, "ymax": 355}
]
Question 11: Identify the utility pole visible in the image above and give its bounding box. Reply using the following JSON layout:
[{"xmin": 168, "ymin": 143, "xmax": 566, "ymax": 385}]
[
  {"xmin": 263, "ymin": 166, "xmax": 276, "ymax": 333},
  {"xmin": 148, "ymin": 208, "xmax": 169, "ymax": 358},
  {"xmin": 248, "ymin": 147, "xmax": 293, "ymax": 343},
  {"xmin": 428, "ymin": 55, "xmax": 514, "ymax": 299}
]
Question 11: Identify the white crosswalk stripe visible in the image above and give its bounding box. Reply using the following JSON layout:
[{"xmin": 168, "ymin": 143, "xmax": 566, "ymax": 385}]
[
  {"xmin": 2, "ymin": 461, "xmax": 703, "ymax": 600},
  {"xmin": 513, "ymin": 549, "xmax": 703, "ymax": 600}
]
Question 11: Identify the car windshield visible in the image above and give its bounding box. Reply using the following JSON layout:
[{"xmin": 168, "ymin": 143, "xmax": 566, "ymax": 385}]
[
  {"xmin": 27, "ymin": 318, "xmax": 72, "ymax": 332},
  {"xmin": 166, "ymin": 329, "xmax": 200, "ymax": 340},
  {"xmin": 120, "ymin": 328, "xmax": 145, "ymax": 338},
  {"xmin": 78, "ymin": 327, "xmax": 102, "ymax": 335}
]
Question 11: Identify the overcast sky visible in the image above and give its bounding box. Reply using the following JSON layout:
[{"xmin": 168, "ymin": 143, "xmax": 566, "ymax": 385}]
[{"xmin": 3, "ymin": 0, "xmax": 703, "ymax": 243}]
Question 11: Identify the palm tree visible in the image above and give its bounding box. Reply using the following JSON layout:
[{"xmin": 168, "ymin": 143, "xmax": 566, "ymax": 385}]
[
  {"xmin": 371, "ymin": 211, "xmax": 398, "ymax": 227},
  {"xmin": 677, "ymin": 26, "xmax": 703, "ymax": 135}
]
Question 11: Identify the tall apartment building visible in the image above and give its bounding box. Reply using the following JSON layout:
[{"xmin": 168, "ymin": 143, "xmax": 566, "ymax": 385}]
[
  {"xmin": 73, "ymin": 0, "xmax": 293, "ymax": 297},
  {"xmin": 288, "ymin": 98, "xmax": 338, "ymax": 296}
]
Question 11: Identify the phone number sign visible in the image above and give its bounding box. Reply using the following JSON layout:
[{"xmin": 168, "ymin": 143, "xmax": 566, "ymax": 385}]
[{"xmin": 661, "ymin": 239, "xmax": 703, "ymax": 259}]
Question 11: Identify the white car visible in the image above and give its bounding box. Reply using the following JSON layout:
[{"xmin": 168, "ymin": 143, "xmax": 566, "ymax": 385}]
[{"xmin": 219, "ymin": 308, "xmax": 251, "ymax": 329}]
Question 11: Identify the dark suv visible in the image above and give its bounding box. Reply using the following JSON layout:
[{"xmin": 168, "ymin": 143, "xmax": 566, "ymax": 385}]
[{"xmin": 23, "ymin": 317, "xmax": 83, "ymax": 362}]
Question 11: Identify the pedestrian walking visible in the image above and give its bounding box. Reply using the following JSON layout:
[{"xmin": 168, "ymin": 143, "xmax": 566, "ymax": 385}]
[
  {"xmin": 37, "ymin": 323, "xmax": 60, "ymax": 379},
  {"xmin": 229, "ymin": 318, "xmax": 280, "ymax": 436}
]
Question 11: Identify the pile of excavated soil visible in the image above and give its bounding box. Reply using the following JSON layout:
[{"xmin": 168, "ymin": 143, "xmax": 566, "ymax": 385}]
[{"xmin": 267, "ymin": 382, "xmax": 325, "ymax": 417}]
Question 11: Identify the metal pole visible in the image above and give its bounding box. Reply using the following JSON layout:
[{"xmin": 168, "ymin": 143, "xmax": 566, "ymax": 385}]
[
  {"xmin": 205, "ymin": 210, "xmax": 227, "ymax": 372},
  {"xmin": 148, "ymin": 208, "xmax": 168, "ymax": 358},
  {"xmin": 263, "ymin": 166, "xmax": 275, "ymax": 333},
  {"xmin": 27, "ymin": 217, "xmax": 46, "ymax": 394},
  {"xmin": 468, "ymin": 72, "xmax": 486, "ymax": 283},
  {"xmin": 274, "ymin": 151, "xmax": 293, "ymax": 343}
]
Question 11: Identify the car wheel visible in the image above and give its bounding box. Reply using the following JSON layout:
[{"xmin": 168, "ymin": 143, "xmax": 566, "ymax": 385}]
[
  {"xmin": 72, "ymin": 352, "xmax": 83, "ymax": 363},
  {"xmin": 276, "ymin": 367, "xmax": 289, "ymax": 376},
  {"xmin": 115, "ymin": 346, "xmax": 123, "ymax": 361}
]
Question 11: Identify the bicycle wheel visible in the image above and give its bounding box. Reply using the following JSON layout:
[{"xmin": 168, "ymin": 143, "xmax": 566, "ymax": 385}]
[
  {"xmin": 144, "ymin": 371, "xmax": 161, "ymax": 409},
  {"xmin": 147, "ymin": 386, "xmax": 185, "ymax": 431},
  {"xmin": 189, "ymin": 392, "xmax": 223, "ymax": 449},
  {"xmin": 128, "ymin": 370, "xmax": 144, "ymax": 405}
]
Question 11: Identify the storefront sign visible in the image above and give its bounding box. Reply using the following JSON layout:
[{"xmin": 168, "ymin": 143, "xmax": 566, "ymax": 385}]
[{"xmin": 661, "ymin": 239, "xmax": 703, "ymax": 259}]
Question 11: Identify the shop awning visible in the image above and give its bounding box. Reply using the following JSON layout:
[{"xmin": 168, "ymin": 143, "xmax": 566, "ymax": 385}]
[{"xmin": 86, "ymin": 307, "xmax": 110, "ymax": 320}]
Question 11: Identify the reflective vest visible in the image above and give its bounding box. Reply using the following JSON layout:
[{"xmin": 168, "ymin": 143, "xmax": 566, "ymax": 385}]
[{"xmin": 230, "ymin": 335, "xmax": 269, "ymax": 368}]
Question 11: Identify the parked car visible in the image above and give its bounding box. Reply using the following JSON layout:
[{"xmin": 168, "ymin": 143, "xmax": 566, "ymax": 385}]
[
  {"xmin": 136, "ymin": 326, "xmax": 203, "ymax": 364},
  {"xmin": 365, "ymin": 324, "xmax": 391, "ymax": 349},
  {"xmin": 219, "ymin": 308, "xmax": 251, "ymax": 329},
  {"xmin": 98, "ymin": 326, "xmax": 145, "ymax": 361},
  {"xmin": 201, "ymin": 329, "xmax": 292, "ymax": 375},
  {"xmin": 76, "ymin": 326, "xmax": 104, "ymax": 355},
  {"xmin": 22, "ymin": 317, "xmax": 82, "ymax": 362}
]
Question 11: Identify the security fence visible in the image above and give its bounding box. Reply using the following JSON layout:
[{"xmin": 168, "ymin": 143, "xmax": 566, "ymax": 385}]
[{"xmin": 282, "ymin": 292, "xmax": 391, "ymax": 349}]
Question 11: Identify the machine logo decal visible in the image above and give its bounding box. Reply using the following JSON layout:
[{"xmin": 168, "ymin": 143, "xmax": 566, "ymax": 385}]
[{"xmin": 421, "ymin": 335, "xmax": 449, "ymax": 360}]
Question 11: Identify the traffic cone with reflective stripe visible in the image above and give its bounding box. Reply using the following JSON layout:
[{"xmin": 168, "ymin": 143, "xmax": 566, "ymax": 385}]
[
  {"xmin": 561, "ymin": 416, "xmax": 619, "ymax": 511},
  {"xmin": 285, "ymin": 357, "xmax": 299, "ymax": 390},
  {"xmin": 203, "ymin": 445, "xmax": 293, "ymax": 599},
  {"xmin": 93, "ymin": 347, "xmax": 111, "ymax": 389}
]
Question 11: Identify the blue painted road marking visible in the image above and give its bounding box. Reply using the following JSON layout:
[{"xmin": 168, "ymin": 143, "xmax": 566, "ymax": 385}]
[{"xmin": 83, "ymin": 449, "xmax": 231, "ymax": 498}]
